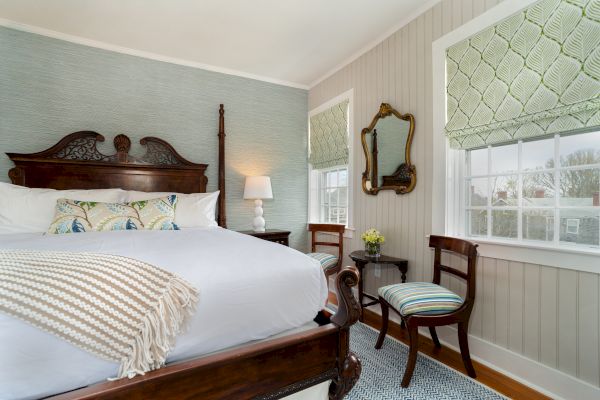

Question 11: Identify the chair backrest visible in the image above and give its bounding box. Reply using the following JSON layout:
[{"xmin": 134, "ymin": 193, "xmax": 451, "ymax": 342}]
[
  {"xmin": 308, "ymin": 223, "xmax": 345, "ymax": 263},
  {"xmin": 429, "ymin": 235, "xmax": 478, "ymax": 305}
]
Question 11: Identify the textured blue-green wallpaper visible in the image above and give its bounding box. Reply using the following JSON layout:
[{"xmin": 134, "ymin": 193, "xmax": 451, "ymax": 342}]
[{"xmin": 0, "ymin": 27, "xmax": 308, "ymax": 249}]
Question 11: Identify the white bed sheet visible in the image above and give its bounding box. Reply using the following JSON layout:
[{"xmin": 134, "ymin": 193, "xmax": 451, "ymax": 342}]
[{"xmin": 0, "ymin": 227, "xmax": 328, "ymax": 400}]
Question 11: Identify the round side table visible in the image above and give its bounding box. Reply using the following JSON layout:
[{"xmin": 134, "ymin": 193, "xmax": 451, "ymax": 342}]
[{"xmin": 349, "ymin": 250, "xmax": 408, "ymax": 317}]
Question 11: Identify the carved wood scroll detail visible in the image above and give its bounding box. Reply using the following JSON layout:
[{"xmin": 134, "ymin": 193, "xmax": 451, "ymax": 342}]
[
  {"xmin": 331, "ymin": 266, "xmax": 361, "ymax": 329},
  {"xmin": 11, "ymin": 131, "xmax": 204, "ymax": 167}
]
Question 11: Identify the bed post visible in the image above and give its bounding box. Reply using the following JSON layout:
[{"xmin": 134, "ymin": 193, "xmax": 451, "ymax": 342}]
[
  {"xmin": 329, "ymin": 266, "xmax": 362, "ymax": 399},
  {"xmin": 217, "ymin": 104, "xmax": 227, "ymax": 228}
]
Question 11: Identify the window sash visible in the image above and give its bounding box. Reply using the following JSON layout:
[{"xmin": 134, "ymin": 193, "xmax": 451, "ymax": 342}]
[
  {"xmin": 317, "ymin": 166, "xmax": 349, "ymax": 225},
  {"xmin": 462, "ymin": 133, "xmax": 600, "ymax": 249}
]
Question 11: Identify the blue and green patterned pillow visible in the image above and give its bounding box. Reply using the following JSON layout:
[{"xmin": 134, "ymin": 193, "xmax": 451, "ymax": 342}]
[{"xmin": 47, "ymin": 195, "xmax": 179, "ymax": 234}]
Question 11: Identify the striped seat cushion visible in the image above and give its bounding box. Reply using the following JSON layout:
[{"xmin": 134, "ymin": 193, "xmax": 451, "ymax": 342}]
[
  {"xmin": 378, "ymin": 282, "xmax": 463, "ymax": 316},
  {"xmin": 307, "ymin": 252, "xmax": 339, "ymax": 274}
]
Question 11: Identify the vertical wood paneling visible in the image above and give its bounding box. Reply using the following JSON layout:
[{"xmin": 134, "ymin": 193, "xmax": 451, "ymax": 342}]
[
  {"xmin": 495, "ymin": 260, "xmax": 510, "ymax": 348},
  {"xmin": 508, "ymin": 261, "xmax": 524, "ymax": 353},
  {"xmin": 308, "ymin": 0, "xmax": 600, "ymax": 389},
  {"xmin": 558, "ymin": 269, "xmax": 578, "ymax": 376},
  {"xmin": 523, "ymin": 264, "xmax": 541, "ymax": 361},
  {"xmin": 470, "ymin": 256, "xmax": 484, "ymax": 337},
  {"xmin": 540, "ymin": 267, "xmax": 559, "ymax": 368},
  {"xmin": 482, "ymin": 257, "xmax": 496, "ymax": 342},
  {"xmin": 578, "ymin": 272, "xmax": 600, "ymax": 386}
]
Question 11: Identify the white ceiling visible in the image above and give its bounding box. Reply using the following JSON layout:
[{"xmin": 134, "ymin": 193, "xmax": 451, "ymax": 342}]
[{"xmin": 0, "ymin": 0, "xmax": 438, "ymax": 88}]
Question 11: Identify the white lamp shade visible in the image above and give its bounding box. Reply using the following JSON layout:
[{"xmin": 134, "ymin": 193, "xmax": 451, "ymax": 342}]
[{"xmin": 243, "ymin": 176, "xmax": 273, "ymax": 200}]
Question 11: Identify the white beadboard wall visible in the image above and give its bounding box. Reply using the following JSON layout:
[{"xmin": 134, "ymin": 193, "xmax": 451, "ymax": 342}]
[{"xmin": 309, "ymin": 0, "xmax": 600, "ymax": 392}]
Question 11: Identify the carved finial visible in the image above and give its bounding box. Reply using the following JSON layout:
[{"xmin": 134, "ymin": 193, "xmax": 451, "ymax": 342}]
[
  {"xmin": 113, "ymin": 134, "xmax": 131, "ymax": 162},
  {"xmin": 379, "ymin": 103, "xmax": 393, "ymax": 117},
  {"xmin": 8, "ymin": 167, "xmax": 24, "ymax": 185}
]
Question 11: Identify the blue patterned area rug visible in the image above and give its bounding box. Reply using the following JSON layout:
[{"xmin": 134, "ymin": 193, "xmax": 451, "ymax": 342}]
[{"xmin": 347, "ymin": 323, "xmax": 506, "ymax": 399}]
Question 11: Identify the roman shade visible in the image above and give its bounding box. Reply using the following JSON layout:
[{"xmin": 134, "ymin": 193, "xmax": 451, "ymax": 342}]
[
  {"xmin": 309, "ymin": 99, "xmax": 349, "ymax": 169},
  {"xmin": 445, "ymin": 0, "xmax": 600, "ymax": 149}
]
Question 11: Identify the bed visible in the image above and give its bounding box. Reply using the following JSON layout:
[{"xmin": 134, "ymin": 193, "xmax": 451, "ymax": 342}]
[{"xmin": 1, "ymin": 105, "xmax": 361, "ymax": 400}]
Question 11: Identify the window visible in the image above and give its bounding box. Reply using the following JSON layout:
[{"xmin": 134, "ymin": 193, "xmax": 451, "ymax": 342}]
[
  {"xmin": 318, "ymin": 167, "xmax": 348, "ymax": 225},
  {"xmin": 463, "ymin": 130, "xmax": 600, "ymax": 249},
  {"xmin": 308, "ymin": 90, "xmax": 353, "ymax": 228}
]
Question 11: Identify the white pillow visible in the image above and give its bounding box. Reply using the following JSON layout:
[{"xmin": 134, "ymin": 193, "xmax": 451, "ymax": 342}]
[
  {"xmin": 0, "ymin": 182, "xmax": 127, "ymax": 234},
  {"xmin": 125, "ymin": 190, "xmax": 220, "ymax": 228}
]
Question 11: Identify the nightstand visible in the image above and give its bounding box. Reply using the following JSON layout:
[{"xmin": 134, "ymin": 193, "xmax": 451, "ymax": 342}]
[{"xmin": 237, "ymin": 229, "xmax": 291, "ymax": 246}]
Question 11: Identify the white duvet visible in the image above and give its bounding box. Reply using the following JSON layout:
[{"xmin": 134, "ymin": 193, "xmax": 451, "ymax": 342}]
[{"xmin": 0, "ymin": 228, "xmax": 328, "ymax": 400}]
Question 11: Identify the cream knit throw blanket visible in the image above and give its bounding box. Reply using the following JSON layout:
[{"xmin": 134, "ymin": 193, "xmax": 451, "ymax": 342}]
[{"xmin": 0, "ymin": 250, "xmax": 198, "ymax": 379}]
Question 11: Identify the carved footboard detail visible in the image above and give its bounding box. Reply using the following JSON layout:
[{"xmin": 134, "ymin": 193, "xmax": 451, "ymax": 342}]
[
  {"xmin": 329, "ymin": 266, "xmax": 362, "ymax": 399},
  {"xmin": 330, "ymin": 352, "xmax": 362, "ymax": 399}
]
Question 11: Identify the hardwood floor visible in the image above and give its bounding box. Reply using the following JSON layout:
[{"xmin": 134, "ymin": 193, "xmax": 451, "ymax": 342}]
[{"xmin": 328, "ymin": 292, "xmax": 550, "ymax": 400}]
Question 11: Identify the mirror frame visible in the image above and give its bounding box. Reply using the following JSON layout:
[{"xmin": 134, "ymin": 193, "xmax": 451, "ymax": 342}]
[{"xmin": 361, "ymin": 103, "xmax": 416, "ymax": 195}]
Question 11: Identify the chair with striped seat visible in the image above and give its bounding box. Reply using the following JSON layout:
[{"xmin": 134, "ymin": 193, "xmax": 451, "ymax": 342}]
[
  {"xmin": 306, "ymin": 223, "xmax": 345, "ymax": 282},
  {"xmin": 375, "ymin": 235, "xmax": 478, "ymax": 388}
]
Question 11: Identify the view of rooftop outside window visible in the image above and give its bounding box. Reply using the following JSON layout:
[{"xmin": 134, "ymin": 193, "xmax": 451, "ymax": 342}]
[{"xmin": 465, "ymin": 131, "xmax": 600, "ymax": 248}]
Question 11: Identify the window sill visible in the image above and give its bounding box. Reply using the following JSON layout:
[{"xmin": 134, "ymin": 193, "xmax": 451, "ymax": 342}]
[{"xmin": 450, "ymin": 236, "xmax": 600, "ymax": 274}]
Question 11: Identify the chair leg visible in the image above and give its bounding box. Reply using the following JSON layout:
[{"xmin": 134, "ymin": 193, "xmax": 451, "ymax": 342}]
[
  {"xmin": 401, "ymin": 322, "xmax": 419, "ymax": 388},
  {"xmin": 375, "ymin": 297, "xmax": 389, "ymax": 349},
  {"xmin": 429, "ymin": 327, "xmax": 441, "ymax": 348},
  {"xmin": 458, "ymin": 322, "xmax": 476, "ymax": 378}
]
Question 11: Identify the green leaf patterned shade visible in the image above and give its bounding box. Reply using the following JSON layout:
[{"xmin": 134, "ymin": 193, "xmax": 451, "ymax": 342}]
[
  {"xmin": 445, "ymin": 0, "xmax": 600, "ymax": 150},
  {"xmin": 309, "ymin": 99, "xmax": 349, "ymax": 169}
]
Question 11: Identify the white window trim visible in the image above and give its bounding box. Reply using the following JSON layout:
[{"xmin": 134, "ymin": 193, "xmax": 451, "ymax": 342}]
[
  {"xmin": 431, "ymin": 0, "xmax": 600, "ymax": 274},
  {"xmin": 307, "ymin": 89, "xmax": 355, "ymax": 238}
]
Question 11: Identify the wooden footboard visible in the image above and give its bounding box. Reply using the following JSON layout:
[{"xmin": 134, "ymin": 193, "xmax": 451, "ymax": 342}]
[{"xmin": 49, "ymin": 266, "xmax": 362, "ymax": 400}]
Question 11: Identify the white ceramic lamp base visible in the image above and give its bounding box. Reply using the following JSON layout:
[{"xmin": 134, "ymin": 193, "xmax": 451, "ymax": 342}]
[{"xmin": 252, "ymin": 199, "xmax": 266, "ymax": 232}]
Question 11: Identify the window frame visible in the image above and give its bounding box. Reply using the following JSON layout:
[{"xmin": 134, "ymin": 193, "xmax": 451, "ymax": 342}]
[
  {"xmin": 461, "ymin": 134, "xmax": 600, "ymax": 249},
  {"xmin": 431, "ymin": 0, "xmax": 600, "ymax": 274},
  {"xmin": 307, "ymin": 89, "xmax": 354, "ymax": 237}
]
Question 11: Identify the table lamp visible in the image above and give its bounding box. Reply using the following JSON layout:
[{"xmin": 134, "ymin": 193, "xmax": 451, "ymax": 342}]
[{"xmin": 243, "ymin": 176, "xmax": 273, "ymax": 232}]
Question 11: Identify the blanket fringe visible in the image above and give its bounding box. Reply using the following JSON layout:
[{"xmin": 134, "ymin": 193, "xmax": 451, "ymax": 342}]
[{"xmin": 117, "ymin": 276, "xmax": 199, "ymax": 379}]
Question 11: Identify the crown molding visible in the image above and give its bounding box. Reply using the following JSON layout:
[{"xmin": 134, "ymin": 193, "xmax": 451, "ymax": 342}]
[{"xmin": 0, "ymin": 17, "xmax": 309, "ymax": 90}]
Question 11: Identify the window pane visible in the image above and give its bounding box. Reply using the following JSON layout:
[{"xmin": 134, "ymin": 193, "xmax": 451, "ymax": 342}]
[
  {"xmin": 338, "ymin": 187, "xmax": 348, "ymax": 207},
  {"xmin": 321, "ymin": 189, "xmax": 329, "ymax": 206},
  {"xmin": 327, "ymin": 171, "xmax": 338, "ymax": 187},
  {"xmin": 321, "ymin": 205, "xmax": 329, "ymax": 222},
  {"xmin": 467, "ymin": 178, "xmax": 488, "ymax": 206},
  {"xmin": 491, "ymin": 143, "xmax": 518, "ymax": 174},
  {"xmin": 559, "ymin": 169, "xmax": 599, "ymax": 206},
  {"xmin": 467, "ymin": 210, "xmax": 487, "ymax": 237},
  {"xmin": 522, "ymin": 172, "xmax": 554, "ymax": 206},
  {"xmin": 492, "ymin": 210, "xmax": 518, "ymax": 239},
  {"xmin": 559, "ymin": 209, "xmax": 599, "ymax": 247},
  {"xmin": 338, "ymin": 169, "xmax": 348, "ymax": 186},
  {"xmin": 491, "ymin": 175, "xmax": 518, "ymax": 206},
  {"xmin": 468, "ymin": 148, "xmax": 488, "ymax": 176},
  {"xmin": 560, "ymin": 131, "xmax": 600, "ymax": 167},
  {"xmin": 522, "ymin": 137, "xmax": 554, "ymax": 171},
  {"xmin": 522, "ymin": 209, "xmax": 554, "ymax": 242}
]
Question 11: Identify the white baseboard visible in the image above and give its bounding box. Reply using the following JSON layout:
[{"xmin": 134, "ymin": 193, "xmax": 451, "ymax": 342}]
[
  {"xmin": 426, "ymin": 325, "xmax": 600, "ymax": 400},
  {"xmin": 362, "ymin": 304, "xmax": 599, "ymax": 400}
]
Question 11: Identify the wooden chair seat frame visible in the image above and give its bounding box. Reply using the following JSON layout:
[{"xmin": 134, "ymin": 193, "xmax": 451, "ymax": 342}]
[
  {"xmin": 5, "ymin": 105, "xmax": 362, "ymax": 400},
  {"xmin": 375, "ymin": 235, "xmax": 478, "ymax": 387}
]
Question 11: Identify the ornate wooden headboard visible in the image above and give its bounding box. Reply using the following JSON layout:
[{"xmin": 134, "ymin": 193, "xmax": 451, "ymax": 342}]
[{"xmin": 6, "ymin": 105, "xmax": 227, "ymax": 228}]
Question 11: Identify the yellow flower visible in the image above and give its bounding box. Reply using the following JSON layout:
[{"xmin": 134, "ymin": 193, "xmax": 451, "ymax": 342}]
[{"xmin": 361, "ymin": 228, "xmax": 385, "ymax": 245}]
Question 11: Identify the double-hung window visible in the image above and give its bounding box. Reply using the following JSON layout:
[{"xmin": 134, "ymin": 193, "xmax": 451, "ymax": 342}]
[
  {"xmin": 308, "ymin": 91, "xmax": 353, "ymax": 228},
  {"xmin": 463, "ymin": 130, "xmax": 600, "ymax": 249}
]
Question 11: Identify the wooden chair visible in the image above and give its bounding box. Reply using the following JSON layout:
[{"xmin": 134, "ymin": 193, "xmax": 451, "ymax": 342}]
[
  {"xmin": 306, "ymin": 223, "xmax": 345, "ymax": 280},
  {"xmin": 375, "ymin": 235, "xmax": 478, "ymax": 387}
]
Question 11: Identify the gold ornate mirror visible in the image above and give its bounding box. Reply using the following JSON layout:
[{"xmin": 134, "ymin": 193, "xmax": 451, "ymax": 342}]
[{"xmin": 361, "ymin": 103, "xmax": 416, "ymax": 195}]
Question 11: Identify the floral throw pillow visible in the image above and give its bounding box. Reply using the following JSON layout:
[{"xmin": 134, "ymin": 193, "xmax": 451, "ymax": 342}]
[{"xmin": 47, "ymin": 195, "xmax": 179, "ymax": 234}]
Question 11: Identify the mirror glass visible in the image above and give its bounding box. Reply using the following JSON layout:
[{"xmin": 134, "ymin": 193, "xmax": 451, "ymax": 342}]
[{"xmin": 361, "ymin": 103, "xmax": 416, "ymax": 195}]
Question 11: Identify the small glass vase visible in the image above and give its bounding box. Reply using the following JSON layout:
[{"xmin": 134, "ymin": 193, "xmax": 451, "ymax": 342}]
[{"xmin": 365, "ymin": 242, "xmax": 381, "ymax": 258}]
